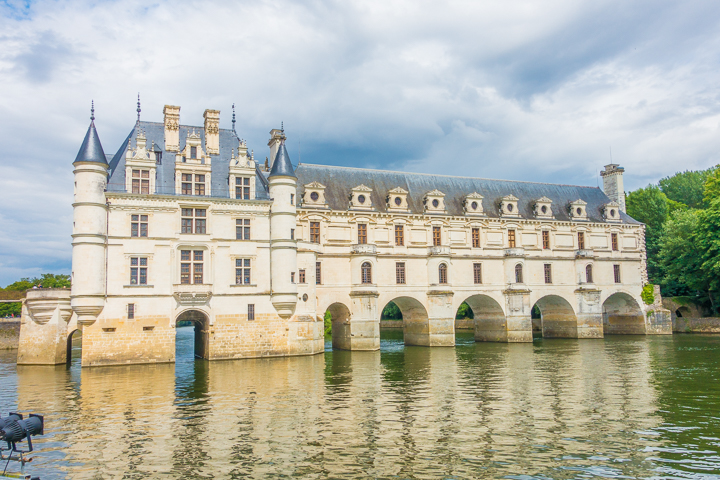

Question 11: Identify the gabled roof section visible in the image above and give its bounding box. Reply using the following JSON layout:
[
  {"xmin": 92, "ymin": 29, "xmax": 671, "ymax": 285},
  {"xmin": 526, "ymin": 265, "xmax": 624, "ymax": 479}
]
[
  {"xmin": 269, "ymin": 141, "xmax": 296, "ymax": 178},
  {"xmin": 74, "ymin": 120, "xmax": 107, "ymax": 165}
]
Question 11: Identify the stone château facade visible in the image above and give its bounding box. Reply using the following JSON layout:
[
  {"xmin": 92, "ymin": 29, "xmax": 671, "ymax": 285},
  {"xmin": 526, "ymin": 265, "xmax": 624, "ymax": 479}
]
[{"xmin": 17, "ymin": 104, "xmax": 671, "ymax": 367}]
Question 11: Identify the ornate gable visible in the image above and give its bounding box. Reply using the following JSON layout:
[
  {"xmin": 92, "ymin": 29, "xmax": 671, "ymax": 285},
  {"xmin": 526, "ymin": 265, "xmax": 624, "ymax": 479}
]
[
  {"xmin": 569, "ymin": 199, "xmax": 588, "ymax": 221},
  {"xmin": 387, "ymin": 187, "xmax": 409, "ymax": 212},
  {"xmin": 500, "ymin": 194, "xmax": 520, "ymax": 217},
  {"xmin": 303, "ymin": 181, "xmax": 328, "ymax": 208},
  {"xmin": 464, "ymin": 192, "xmax": 485, "ymax": 216},
  {"xmin": 534, "ymin": 196, "xmax": 553, "ymax": 219},
  {"xmin": 424, "ymin": 189, "xmax": 446, "ymax": 214},
  {"xmin": 349, "ymin": 184, "xmax": 374, "ymax": 210}
]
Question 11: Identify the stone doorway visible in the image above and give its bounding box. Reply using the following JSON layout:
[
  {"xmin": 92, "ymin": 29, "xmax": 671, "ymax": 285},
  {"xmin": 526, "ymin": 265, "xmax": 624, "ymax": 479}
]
[{"xmin": 175, "ymin": 310, "xmax": 210, "ymax": 359}]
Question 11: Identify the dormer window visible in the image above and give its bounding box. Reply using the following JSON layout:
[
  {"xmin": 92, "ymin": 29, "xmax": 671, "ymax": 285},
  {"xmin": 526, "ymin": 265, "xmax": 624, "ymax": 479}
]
[
  {"xmin": 603, "ymin": 202, "xmax": 621, "ymax": 223},
  {"xmin": 569, "ymin": 199, "xmax": 588, "ymax": 221},
  {"xmin": 534, "ymin": 196, "xmax": 553, "ymax": 219},
  {"xmin": 350, "ymin": 185, "xmax": 374, "ymax": 210},
  {"xmin": 236, "ymin": 177, "xmax": 251, "ymax": 200},
  {"xmin": 387, "ymin": 187, "xmax": 409, "ymax": 212},
  {"xmin": 190, "ymin": 146, "xmax": 197, "ymax": 159},
  {"xmin": 303, "ymin": 182, "xmax": 328, "ymax": 208},
  {"xmin": 500, "ymin": 195, "xmax": 520, "ymax": 217},
  {"xmin": 175, "ymin": 131, "xmax": 211, "ymax": 196},
  {"xmin": 424, "ymin": 189, "xmax": 446, "ymax": 214},
  {"xmin": 132, "ymin": 170, "xmax": 150, "ymax": 194},
  {"xmin": 464, "ymin": 193, "xmax": 485, "ymax": 216}
]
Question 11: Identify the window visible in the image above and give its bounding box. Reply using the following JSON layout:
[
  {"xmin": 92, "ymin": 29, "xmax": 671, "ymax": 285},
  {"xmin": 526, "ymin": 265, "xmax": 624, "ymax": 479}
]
[
  {"xmin": 132, "ymin": 170, "xmax": 150, "ymax": 194},
  {"xmin": 544, "ymin": 264, "xmax": 552, "ymax": 284},
  {"xmin": 542, "ymin": 230, "xmax": 550, "ymax": 249},
  {"xmin": 586, "ymin": 264, "xmax": 593, "ymax": 283},
  {"xmin": 433, "ymin": 226, "xmax": 442, "ymax": 246},
  {"xmin": 395, "ymin": 225, "xmax": 404, "ymax": 246},
  {"xmin": 130, "ymin": 257, "xmax": 147, "ymax": 285},
  {"xmin": 127, "ymin": 304, "xmax": 135, "ymax": 320},
  {"xmin": 310, "ymin": 221, "xmax": 320, "ymax": 243},
  {"xmin": 508, "ymin": 229, "xmax": 516, "ymax": 248},
  {"xmin": 248, "ymin": 304, "xmax": 255, "ymax": 321},
  {"xmin": 181, "ymin": 208, "xmax": 206, "ymax": 234},
  {"xmin": 290, "ymin": 194, "xmax": 294, "ymax": 205},
  {"xmin": 438, "ymin": 263, "xmax": 448, "ymax": 284},
  {"xmin": 195, "ymin": 175, "xmax": 206, "ymax": 196},
  {"xmin": 235, "ymin": 258, "xmax": 251, "ymax": 285},
  {"xmin": 190, "ymin": 146, "xmax": 197, "ymax": 159},
  {"xmin": 515, "ymin": 263, "xmax": 523, "ymax": 283},
  {"xmin": 578, "ymin": 231, "xmax": 585, "ymax": 250},
  {"xmin": 473, "ymin": 263, "xmax": 482, "ymax": 284},
  {"xmin": 613, "ymin": 264, "xmax": 621, "ymax": 283},
  {"xmin": 361, "ymin": 262, "xmax": 372, "ymax": 284},
  {"xmin": 358, "ymin": 224, "xmax": 367, "ymax": 244},
  {"xmin": 236, "ymin": 219, "xmax": 250, "ymax": 240},
  {"xmin": 396, "ymin": 262, "xmax": 406, "ymax": 284},
  {"xmin": 299, "ymin": 269, "xmax": 306, "ymax": 284},
  {"xmin": 472, "ymin": 228, "xmax": 480, "ymax": 248},
  {"xmin": 236, "ymin": 177, "xmax": 251, "ymax": 199},
  {"xmin": 291, "ymin": 272, "xmax": 295, "ymax": 283},
  {"xmin": 290, "ymin": 228, "xmax": 295, "ymax": 240},
  {"xmin": 181, "ymin": 173, "xmax": 193, "ymax": 195},
  {"xmin": 181, "ymin": 250, "xmax": 204, "ymax": 284},
  {"xmin": 611, "ymin": 233, "xmax": 619, "ymax": 251},
  {"xmin": 131, "ymin": 214, "xmax": 148, "ymax": 237},
  {"xmin": 316, "ymin": 262, "xmax": 322, "ymax": 285}
]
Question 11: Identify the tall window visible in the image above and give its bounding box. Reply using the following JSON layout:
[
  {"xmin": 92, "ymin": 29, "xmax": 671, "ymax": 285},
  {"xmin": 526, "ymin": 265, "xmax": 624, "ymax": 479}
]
[
  {"xmin": 181, "ymin": 250, "xmax": 204, "ymax": 284},
  {"xmin": 438, "ymin": 263, "xmax": 448, "ymax": 284},
  {"xmin": 247, "ymin": 304, "xmax": 255, "ymax": 321},
  {"xmin": 358, "ymin": 224, "xmax": 367, "ymax": 244},
  {"xmin": 473, "ymin": 263, "xmax": 482, "ymax": 284},
  {"xmin": 508, "ymin": 229, "xmax": 516, "ymax": 248},
  {"xmin": 130, "ymin": 257, "xmax": 147, "ymax": 285},
  {"xmin": 131, "ymin": 214, "xmax": 148, "ymax": 237},
  {"xmin": 127, "ymin": 304, "xmax": 135, "ymax": 320},
  {"xmin": 544, "ymin": 264, "xmax": 552, "ymax": 284},
  {"xmin": 310, "ymin": 222, "xmax": 320, "ymax": 243},
  {"xmin": 611, "ymin": 233, "xmax": 619, "ymax": 251},
  {"xmin": 181, "ymin": 174, "xmax": 193, "ymax": 195},
  {"xmin": 613, "ymin": 264, "xmax": 621, "ymax": 283},
  {"xmin": 236, "ymin": 177, "xmax": 251, "ymax": 199},
  {"xmin": 132, "ymin": 169, "xmax": 150, "ymax": 194},
  {"xmin": 316, "ymin": 262, "xmax": 322, "ymax": 285},
  {"xmin": 542, "ymin": 230, "xmax": 550, "ymax": 249},
  {"xmin": 235, "ymin": 258, "xmax": 251, "ymax": 285},
  {"xmin": 181, "ymin": 208, "xmax": 206, "ymax": 234},
  {"xmin": 586, "ymin": 264, "xmax": 593, "ymax": 283},
  {"xmin": 396, "ymin": 262, "xmax": 406, "ymax": 284},
  {"xmin": 236, "ymin": 219, "xmax": 250, "ymax": 240},
  {"xmin": 515, "ymin": 263, "xmax": 523, "ymax": 283},
  {"xmin": 190, "ymin": 146, "xmax": 197, "ymax": 159},
  {"xmin": 433, "ymin": 226, "xmax": 442, "ymax": 246},
  {"xmin": 299, "ymin": 269, "xmax": 306, "ymax": 284},
  {"xmin": 181, "ymin": 174, "xmax": 205, "ymax": 196},
  {"xmin": 472, "ymin": 228, "xmax": 480, "ymax": 248},
  {"xmin": 578, "ymin": 231, "xmax": 585, "ymax": 250},
  {"xmin": 195, "ymin": 175, "xmax": 206, "ymax": 196},
  {"xmin": 361, "ymin": 262, "xmax": 372, "ymax": 284},
  {"xmin": 395, "ymin": 225, "xmax": 404, "ymax": 246}
]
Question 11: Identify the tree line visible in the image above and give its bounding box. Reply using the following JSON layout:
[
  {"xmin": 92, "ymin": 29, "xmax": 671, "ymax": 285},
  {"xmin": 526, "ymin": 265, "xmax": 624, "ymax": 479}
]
[{"xmin": 0, "ymin": 274, "xmax": 71, "ymax": 317}]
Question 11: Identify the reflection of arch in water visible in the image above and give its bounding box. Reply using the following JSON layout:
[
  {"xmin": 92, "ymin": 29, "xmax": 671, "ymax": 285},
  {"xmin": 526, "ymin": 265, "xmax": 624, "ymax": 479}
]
[
  {"xmin": 381, "ymin": 296, "xmax": 430, "ymax": 346},
  {"xmin": 457, "ymin": 295, "xmax": 506, "ymax": 342},
  {"xmin": 176, "ymin": 309, "xmax": 210, "ymax": 359},
  {"xmin": 603, "ymin": 292, "xmax": 645, "ymax": 335},
  {"xmin": 326, "ymin": 302, "xmax": 352, "ymax": 350},
  {"xmin": 532, "ymin": 295, "xmax": 578, "ymax": 338},
  {"xmin": 66, "ymin": 329, "xmax": 81, "ymax": 366}
]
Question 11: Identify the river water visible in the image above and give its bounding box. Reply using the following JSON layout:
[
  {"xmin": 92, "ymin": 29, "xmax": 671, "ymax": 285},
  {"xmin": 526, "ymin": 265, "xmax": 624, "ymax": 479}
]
[{"xmin": 0, "ymin": 329, "xmax": 719, "ymax": 479}]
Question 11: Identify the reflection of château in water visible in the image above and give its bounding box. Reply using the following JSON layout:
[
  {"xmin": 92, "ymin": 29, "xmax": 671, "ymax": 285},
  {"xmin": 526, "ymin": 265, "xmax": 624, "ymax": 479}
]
[{"xmin": 17, "ymin": 103, "xmax": 670, "ymax": 367}]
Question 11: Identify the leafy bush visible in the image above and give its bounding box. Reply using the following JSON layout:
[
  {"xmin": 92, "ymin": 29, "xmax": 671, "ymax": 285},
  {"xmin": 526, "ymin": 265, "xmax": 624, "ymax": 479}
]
[{"xmin": 641, "ymin": 285, "xmax": 655, "ymax": 305}]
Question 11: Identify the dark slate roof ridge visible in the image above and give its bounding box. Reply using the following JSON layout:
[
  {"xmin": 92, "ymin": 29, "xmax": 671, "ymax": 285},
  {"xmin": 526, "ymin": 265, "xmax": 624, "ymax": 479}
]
[{"xmin": 297, "ymin": 163, "xmax": 599, "ymax": 190}]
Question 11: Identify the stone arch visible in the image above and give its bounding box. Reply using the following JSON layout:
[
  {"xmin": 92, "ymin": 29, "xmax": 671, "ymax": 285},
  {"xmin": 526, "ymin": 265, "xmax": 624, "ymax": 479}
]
[
  {"xmin": 602, "ymin": 292, "xmax": 645, "ymax": 335},
  {"xmin": 675, "ymin": 306, "xmax": 691, "ymax": 318},
  {"xmin": 459, "ymin": 294, "xmax": 507, "ymax": 342},
  {"xmin": 176, "ymin": 309, "xmax": 210, "ymax": 359},
  {"xmin": 532, "ymin": 295, "xmax": 578, "ymax": 338},
  {"xmin": 66, "ymin": 328, "xmax": 81, "ymax": 366},
  {"xmin": 326, "ymin": 302, "xmax": 352, "ymax": 350},
  {"xmin": 381, "ymin": 296, "xmax": 430, "ymax": 346}
]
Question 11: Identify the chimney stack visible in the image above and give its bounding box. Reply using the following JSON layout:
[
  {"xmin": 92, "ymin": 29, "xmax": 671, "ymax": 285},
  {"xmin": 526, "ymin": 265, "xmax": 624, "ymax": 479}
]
[
  {"xmin": 267, "ymin": 128, "xmax": 286, "ymax": 170},
  {"xmin": 163, "ymin": 105, "xmax": 180, "ymax": 152},
  {"xmin": 601, "ymin": 164, "xmax": 626, "ymax": 212},
  {"xmin": 204, "ymin": 109, "xmax": 220, "ymax": 155}
]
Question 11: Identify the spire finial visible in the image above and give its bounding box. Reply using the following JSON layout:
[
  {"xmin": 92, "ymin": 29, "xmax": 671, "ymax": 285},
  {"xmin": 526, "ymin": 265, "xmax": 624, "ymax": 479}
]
[
  {"xmin": 281, "ymin": 121, "xmax": 284, "ymax": 133},
  {"xmin": 91, "ymin": 100, "xmax": 95, "ymax": 122},
  {"xmin": 136, "ymin": 93, "xmax": 141, "ymax": 125},
  {"xmin": 232, "ymin": 103, "xmax": 236, "ymax": 133}
]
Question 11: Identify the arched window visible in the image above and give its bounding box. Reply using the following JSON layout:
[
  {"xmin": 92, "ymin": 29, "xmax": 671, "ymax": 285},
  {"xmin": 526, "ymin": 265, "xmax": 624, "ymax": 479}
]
[
  {"xmin": 586, "ymin": 264, "xmax": 593, "ymax": 283},
  {"xmin": 438, "ymin": 263, "xmax": 448, "ymax": 284},
  {"xmin": 515, "ymin": 263, "xmax": 523, "ymax": 284},
  {"xmin": 361, "ymin": 262, "xmax": 372, "ymax": 284}
]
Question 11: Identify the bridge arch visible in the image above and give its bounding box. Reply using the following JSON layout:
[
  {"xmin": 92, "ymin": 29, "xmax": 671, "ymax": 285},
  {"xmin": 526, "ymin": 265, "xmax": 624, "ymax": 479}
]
[
  {"xmin": 176, "ymin": 309, "xmax": 210, "ymax": 359},
  {"xmin": 457, "ymin": 294, "xmax": 506, "ymax": 342},
  {"xmin": 325, "ymin": 302, "xmax": 353, "ymax": 350},
  {"xmin": 602, "ymin": 292, "xmax": 645, "ymax": 335},
  {"xmin": 532, "ymin": 294, "xmax": 578, "ymax": 338},
  {"xmin": 66, "ymin": 328, "xmax": 81, "ymax": 367},
  {"xmin": 380, "ymin": 295, "xmax": 429, "ymax": 346}
]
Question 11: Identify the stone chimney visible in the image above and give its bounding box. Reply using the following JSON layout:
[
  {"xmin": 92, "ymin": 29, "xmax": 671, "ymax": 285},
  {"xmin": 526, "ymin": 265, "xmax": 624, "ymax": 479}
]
[
  {"xmin": 267, "ymin": 128, "xmax": 286, "ymax": 170},
  {"xmin": 163, "ymin": 105, "xmax": 180, "ymax": 152},
  {"xmin": 203, "ymin": 109, "xmax": 220, "ymax": 155},
  {"xmin": 601, "ymin": 164, "xmax": 626, "ymax": 212}
]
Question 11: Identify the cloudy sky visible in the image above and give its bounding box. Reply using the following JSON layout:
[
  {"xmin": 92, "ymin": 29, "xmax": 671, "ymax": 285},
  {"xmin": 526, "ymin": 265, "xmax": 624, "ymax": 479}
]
[{"xmin": 1, "ymin": 0, "xmax": 719, "ymax": 286}]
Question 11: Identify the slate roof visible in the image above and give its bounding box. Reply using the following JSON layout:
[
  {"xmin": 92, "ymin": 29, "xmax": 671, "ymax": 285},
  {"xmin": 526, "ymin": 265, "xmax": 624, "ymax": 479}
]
[
  {"xmin": 74, "ymin": 121, "xmax": 107, "ymax": 165},
  {"xmin": 106, "ymin": 121, "xmax": 270, "ymax": 200},
  {"xmin": 269, "ymin": 142, "xmax": 296, "ymax": 178},
  {"xmin": 294, "ymin": 164, "xmax": 638, "ymax": 224}
]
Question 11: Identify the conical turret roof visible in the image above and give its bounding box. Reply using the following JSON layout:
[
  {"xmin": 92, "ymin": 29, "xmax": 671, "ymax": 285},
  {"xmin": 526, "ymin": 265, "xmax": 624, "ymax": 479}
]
[
  {"xmin": 269, "ymin": 141, "xmax": 296, "ymax": 178},
  {"xmin": 74, "ymin": 120, "xmax": 107, "ymax": 165}
]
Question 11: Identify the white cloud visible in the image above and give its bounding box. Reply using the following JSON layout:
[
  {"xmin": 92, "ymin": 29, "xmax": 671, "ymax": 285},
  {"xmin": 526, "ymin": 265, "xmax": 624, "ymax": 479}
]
[{"xmin": 0, "ymin": 0, "xmax": 719, "ymax": 286}]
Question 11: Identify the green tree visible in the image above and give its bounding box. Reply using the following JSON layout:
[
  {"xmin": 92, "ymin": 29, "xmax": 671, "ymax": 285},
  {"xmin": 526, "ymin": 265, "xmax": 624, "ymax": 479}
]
[
  {"xmin": 381, "ymin": 301, "xmax": 402, "ymax": 320},
  {"xmin": 658, "ymin": 209, "xmax": 705, "ymax": 300},
  {"xmin": 703, "ymin": 166, "xmax": 720, "ymax": 204},
  {"xmin": 659, "ymin": 169, "xmax": 712, "ymax": 209},
  {"xmin": 0, "ymin": 303, "xmax": 21, "ymax": 317},
  {"xmin": 455, "ymin": 302, "xmax": 474, "ymax": 319},
  {"xmin": 626, "ymin": 185, "xmax": 669, "ymax": 284}
]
